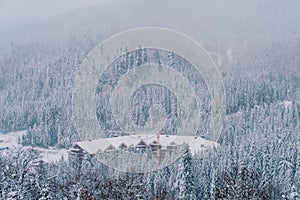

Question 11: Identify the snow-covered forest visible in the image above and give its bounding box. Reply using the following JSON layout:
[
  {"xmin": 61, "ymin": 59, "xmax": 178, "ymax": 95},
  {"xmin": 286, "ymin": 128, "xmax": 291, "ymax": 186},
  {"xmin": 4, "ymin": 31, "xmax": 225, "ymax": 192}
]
[{"xmin": 1, "ymin": 0, "xmax": 300, "ymax": 199}]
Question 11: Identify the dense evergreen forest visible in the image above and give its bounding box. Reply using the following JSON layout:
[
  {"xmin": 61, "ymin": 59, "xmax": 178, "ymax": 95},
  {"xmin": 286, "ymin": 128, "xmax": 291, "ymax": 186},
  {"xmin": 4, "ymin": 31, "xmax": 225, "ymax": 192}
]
[
  {"xmin": 1, "ymin": 0, "xmax": 300, "ymax": 198},
  {"xmin": 0, "ymin": 40, "xmax": 299, "ymax": 145},
  {"xmin": 0, "ymin": 34, "xmax": 299, "ymax": 199}
]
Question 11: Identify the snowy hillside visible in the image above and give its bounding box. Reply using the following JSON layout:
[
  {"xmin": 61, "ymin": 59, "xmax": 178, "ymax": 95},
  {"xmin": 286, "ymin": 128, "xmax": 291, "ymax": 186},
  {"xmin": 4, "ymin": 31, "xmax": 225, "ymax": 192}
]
[
  {"xmin": 0, "ymin": 0, "xmax": 299, "ymax": 199},
  {"xmin": 0, "ymin": 131, "xmax": 68, "ymax": 163}
]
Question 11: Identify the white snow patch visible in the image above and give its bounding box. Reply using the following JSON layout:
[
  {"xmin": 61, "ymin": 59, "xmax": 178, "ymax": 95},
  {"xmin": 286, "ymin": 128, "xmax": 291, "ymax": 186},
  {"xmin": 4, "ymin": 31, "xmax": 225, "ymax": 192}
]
[
  {"xmin": 282, "ymin": 100, "xmax": 293, "ymax": 108},
  {"xmin": 0, "ymin": 130, "xmax": 26, "ymax": 149},
  {"xmin": 34, "ymin": 147, "xmax": 69, "ymax": 163},
  {"xmin": 0, "ymin": 130, "xmax": 68, "ymax": 163}
]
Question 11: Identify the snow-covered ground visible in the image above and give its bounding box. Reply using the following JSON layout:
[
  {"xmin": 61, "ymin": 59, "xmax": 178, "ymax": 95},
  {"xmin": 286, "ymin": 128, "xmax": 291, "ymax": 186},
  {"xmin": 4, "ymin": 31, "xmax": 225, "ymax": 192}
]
[
  {"xmin": 34, "ymin": 147, "xmax": 69, "ymax": 163},
  {"xmin": 0, "ymin": 130, "xmax": 26, "ymax": 149},
  {"xmin": 282, "ymin": 100, "xmax": 293, "ymax": 109},
  {"xmin": 0, "ymin": 130, "xmax": 68, "ymax": 163}
]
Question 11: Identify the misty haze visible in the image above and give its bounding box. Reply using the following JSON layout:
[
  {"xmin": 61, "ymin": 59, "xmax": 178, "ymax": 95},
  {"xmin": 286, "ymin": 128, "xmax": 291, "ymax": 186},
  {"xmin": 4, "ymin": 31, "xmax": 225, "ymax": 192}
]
[{"xmin": 0, "ymin": 0, "xmax": 299, "ymax": 199}]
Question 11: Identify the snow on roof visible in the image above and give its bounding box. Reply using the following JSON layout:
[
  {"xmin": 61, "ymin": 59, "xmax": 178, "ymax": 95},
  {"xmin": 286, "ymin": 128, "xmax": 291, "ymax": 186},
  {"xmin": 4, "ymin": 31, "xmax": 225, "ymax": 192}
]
[
  {"xmin": 73, "ymin": 134, "xmax": 218, "ymax": 155},
  {"xmin": 75, "ymin": 139, "xmax": 111, "ymax": 154},
  {"xmin": 172, "ymin": 135, "xmax": 195, "ymax": 146},
  {"xmin": 190, "ymin": 137, "xmax": 218, "ymax": 155},
  {"xmin": 109, "ymin": 135, "xmax": 141, "ymax": 147}
]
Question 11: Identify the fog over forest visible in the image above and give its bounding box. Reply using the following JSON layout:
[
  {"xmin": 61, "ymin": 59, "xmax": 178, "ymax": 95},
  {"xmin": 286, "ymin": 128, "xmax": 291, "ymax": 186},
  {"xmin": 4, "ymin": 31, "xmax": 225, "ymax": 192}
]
[
  {"xmin": 1, "ymin": 0, "xmax": 300, "ymax": 73},
  {"xmin": 0, "ymin": 0, "xmax": 300, "ymax": 199}
]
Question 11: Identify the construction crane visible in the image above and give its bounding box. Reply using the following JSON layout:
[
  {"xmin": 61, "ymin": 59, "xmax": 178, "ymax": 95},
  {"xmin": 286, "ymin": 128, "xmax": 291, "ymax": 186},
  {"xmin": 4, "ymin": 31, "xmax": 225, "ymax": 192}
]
[{"xmin": 156, "ymin": 131, "xmax": 161, "ymax": 164}]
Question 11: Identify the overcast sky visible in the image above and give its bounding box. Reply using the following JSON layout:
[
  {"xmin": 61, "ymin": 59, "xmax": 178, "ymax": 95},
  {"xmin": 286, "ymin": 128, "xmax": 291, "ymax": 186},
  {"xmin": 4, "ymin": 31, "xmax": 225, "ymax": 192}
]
[{"xmin": 0, "ymin": 0, "xmax": 113, "ymax": 25}]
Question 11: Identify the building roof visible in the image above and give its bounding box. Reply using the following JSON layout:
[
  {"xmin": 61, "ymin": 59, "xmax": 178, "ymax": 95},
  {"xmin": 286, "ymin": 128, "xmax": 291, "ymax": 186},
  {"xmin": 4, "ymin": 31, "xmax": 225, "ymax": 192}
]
[
  {"xmin": 75, "ymin": 139, "xmax": 111, "ymax": 154},
  {"xmin": 72, "ymin": 134, "xmax": 218, "ymax": 155}
]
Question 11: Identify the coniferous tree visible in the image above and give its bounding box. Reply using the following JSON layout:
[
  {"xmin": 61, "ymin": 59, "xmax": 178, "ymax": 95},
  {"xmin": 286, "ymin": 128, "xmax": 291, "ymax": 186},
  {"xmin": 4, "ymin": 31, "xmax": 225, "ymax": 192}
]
[{"xmin": 178, "ymin": 144, "xmax": 196, "ymax": 200}]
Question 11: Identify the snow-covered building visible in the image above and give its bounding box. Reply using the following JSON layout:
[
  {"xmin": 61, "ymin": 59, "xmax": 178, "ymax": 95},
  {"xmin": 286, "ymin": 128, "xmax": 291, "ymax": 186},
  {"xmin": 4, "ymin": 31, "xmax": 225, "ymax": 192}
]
[{"xmin": 69, "ymin": 134, "xmax": 218, "ymax": 162}]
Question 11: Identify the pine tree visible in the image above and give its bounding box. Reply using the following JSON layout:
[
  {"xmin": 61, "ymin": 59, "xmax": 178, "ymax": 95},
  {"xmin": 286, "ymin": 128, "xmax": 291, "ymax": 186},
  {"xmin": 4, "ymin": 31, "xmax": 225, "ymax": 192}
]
[{"xmin": 178, "ymin": 144, "xmax": 196, "ymax": 200}]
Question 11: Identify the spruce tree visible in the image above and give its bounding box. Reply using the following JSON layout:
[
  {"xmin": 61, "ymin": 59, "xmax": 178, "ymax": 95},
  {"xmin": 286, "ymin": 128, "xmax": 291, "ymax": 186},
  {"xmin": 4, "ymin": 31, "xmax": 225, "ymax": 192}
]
[{"xmin": 178, "ymin": 144, "xmax": 196, "ymax": 200}]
